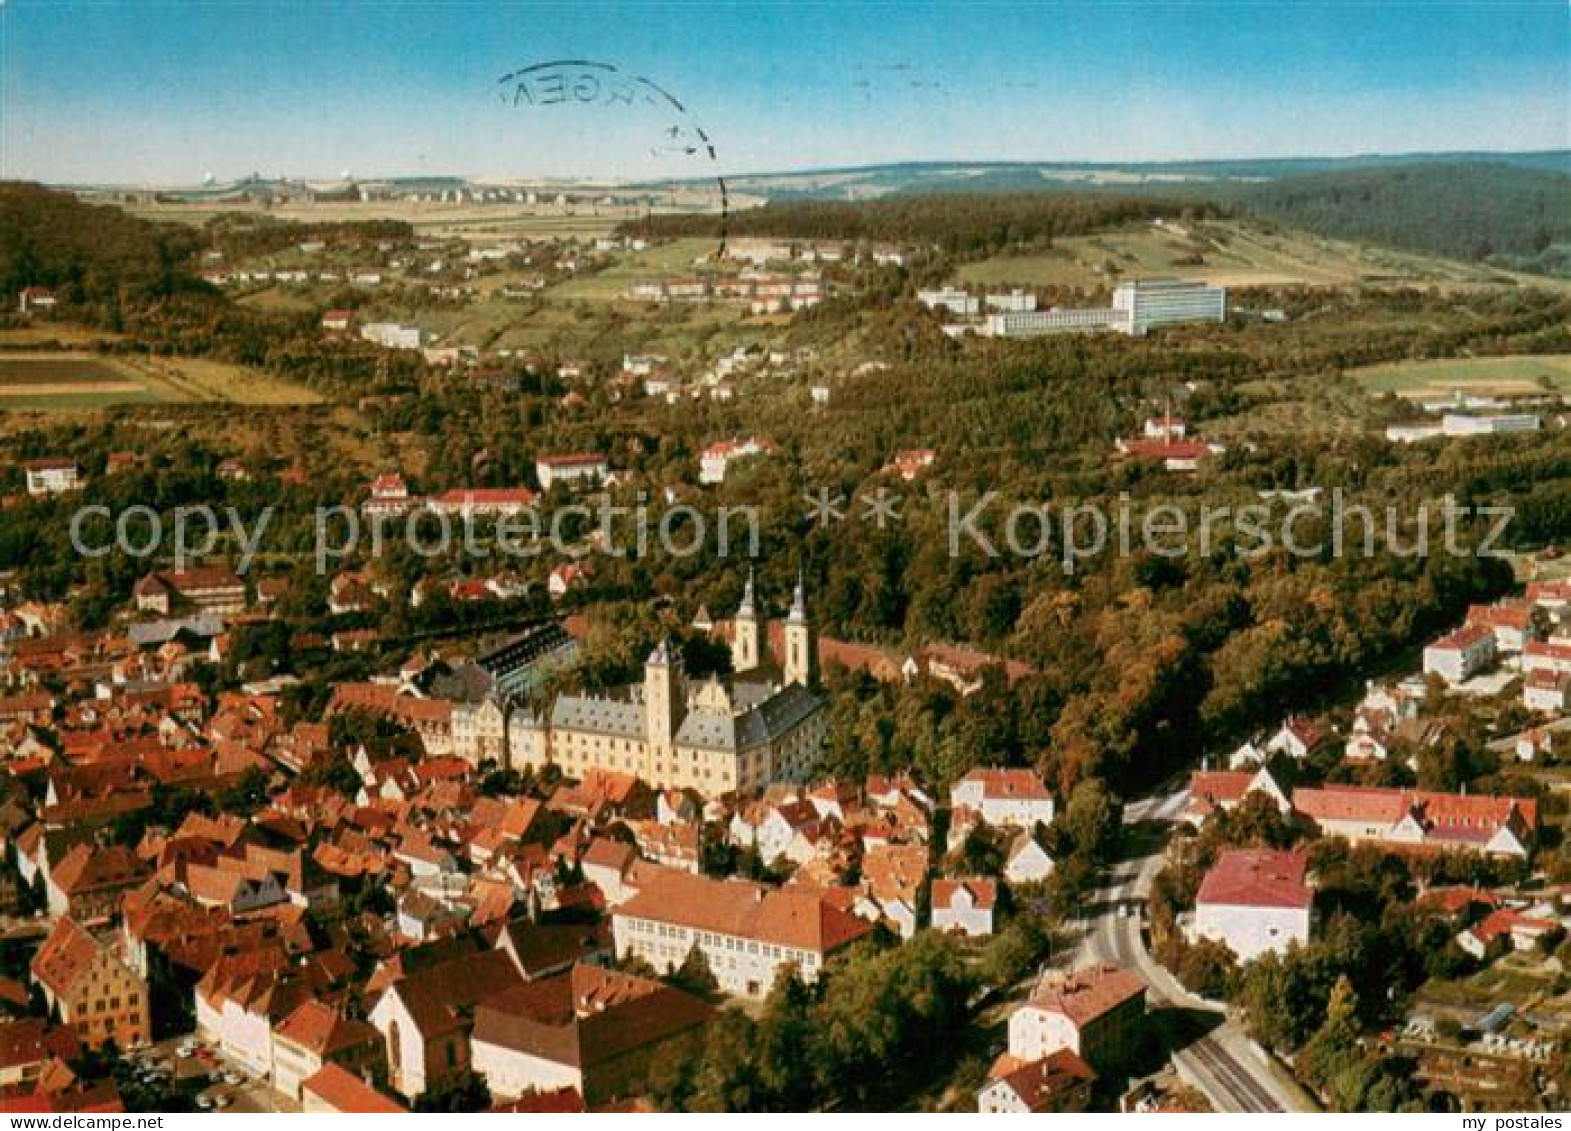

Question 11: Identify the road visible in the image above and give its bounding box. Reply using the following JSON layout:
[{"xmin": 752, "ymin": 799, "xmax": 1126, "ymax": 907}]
[{"xmin": 1071, "ymin": 787, "xmax": 1310, "ymax": 1113}]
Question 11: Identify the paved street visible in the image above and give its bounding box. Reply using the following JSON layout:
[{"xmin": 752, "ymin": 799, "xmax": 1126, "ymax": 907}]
[{"xmin": 1071, "ymin": 786, "xmax": 1313, "ymax": 1113}]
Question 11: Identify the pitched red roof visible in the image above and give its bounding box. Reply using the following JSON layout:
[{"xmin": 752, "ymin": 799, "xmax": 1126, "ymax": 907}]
[
  {"xmin": 1197, "ymin": 849, "xmax": 1312, "ymax": 910},
  {"xmin": 1024, "ymin": 964, "xmax": 1146, "ymax": 1029},
  {"xmin": 301, "ymin": 1064, "xmax": 405, "ymax": 1113},
  {"xmin": 615, "ymin": 872, "xmax": 873, "ymax": 955}
]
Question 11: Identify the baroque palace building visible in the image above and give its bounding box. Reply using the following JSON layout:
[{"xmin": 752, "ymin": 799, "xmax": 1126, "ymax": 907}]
[{"xmin": 507, "ymin": 571, "xmax": 824, "ymax": 797}]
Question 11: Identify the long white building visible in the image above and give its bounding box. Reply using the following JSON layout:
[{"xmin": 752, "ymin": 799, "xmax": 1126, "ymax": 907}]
[{"xmin": 1111, "ymin": 279, "xmax": 1227, "ymax": 335}]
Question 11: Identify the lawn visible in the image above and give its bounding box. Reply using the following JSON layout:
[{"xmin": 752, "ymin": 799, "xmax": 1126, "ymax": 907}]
[{"xmin": 1351, "ymin": 354, "xmax": 1571, "ymax": 399}]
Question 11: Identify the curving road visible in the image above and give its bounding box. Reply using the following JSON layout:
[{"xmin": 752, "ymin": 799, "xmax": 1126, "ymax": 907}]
[{"xmin": 1071, "ymin": 787, "xmax": 1309, "ymax": 1113}]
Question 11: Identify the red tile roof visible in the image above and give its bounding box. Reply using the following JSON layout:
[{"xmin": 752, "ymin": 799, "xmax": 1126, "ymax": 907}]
[
  {"xmin": 1197, "ymin": 849, "xmax": 1312, "ymax": 910},
  {"xmin": 615, "ymin": 872, "xmax": 873, "ymax": 954},
  {"xmin": 301, "ymin": 1064, "xmax": 405, "ymax": 1113},
  {"xmin": 1025, "ymin": 964, "xmax": 1146, "ymax": 1029}
]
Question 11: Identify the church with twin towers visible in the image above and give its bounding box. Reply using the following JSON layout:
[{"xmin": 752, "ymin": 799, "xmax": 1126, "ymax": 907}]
[{"xmin": 508, "ymin": 569, "xmax": 826, "ymax": 797}]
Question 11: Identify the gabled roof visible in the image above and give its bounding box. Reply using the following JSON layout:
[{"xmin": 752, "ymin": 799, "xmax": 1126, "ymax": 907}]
[
  {"xmin": 614, "ymin": 872, "xmax": 873, "ymax": 954},
  {"xmin": 471, "ymin": 964, "xmax": 712, "ymax": 1070},
  {"xmin": 300, "ymin": 1064, "xmax": 405, "ymax": 1113},
  {"xmin": 1024, "ymin": 964, "xmax": 1145, "ymax": 1029},
  {"xmin": 1197, "ymin": 849, "xmax": 1312, "ymax": 910},
  {"xmin": 274, "ymin": 1000, "xmax": 379, "ymax": 1057}
]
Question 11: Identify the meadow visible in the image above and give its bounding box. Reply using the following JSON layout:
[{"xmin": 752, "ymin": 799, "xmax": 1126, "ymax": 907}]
[
  {"xmin": 0, "ymin": 352, "xmax": 322, "ymax": 411},
  {"xmin": 1350, "ymin": 354, "xmax": 1571, "ymax": 399}
]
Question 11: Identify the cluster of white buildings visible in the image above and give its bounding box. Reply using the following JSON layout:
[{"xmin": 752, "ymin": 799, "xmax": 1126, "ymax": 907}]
[
  {"xmin": 981, "ymin": 279, "xmax": 1227, "ymax": 339},
  {"xmin": 1386, "ymin": 413, "xmax": 1542, "ymax": 444}
]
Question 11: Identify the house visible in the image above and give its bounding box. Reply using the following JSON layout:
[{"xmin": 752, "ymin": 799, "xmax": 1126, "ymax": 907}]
[
  {"xmin": 133, "ymin": 568, "xmax": 247, "ymax": 616},
  {"xmin": 1192, "ymin": 849, "xmax": 1313, "ymax": 963},
  {"xmin": 0, "ymin": 1020, "xmax": 80, "ymax": 1088},
  {"xmin": 320, "ymin": 310, "xmax": 353, "ymax": 333},
  {"xmin": 1466, "ymin": 603, "xmax": 1533, "ymax": 654},
  {"xmin": 580, "ymin": 838, "xmax": 639, "ymax": 906},
  {"xmin": 17, "ymin": 287, "xmax": 58, "ymax": 315},
  {"xmin": 1266, "ymin": 716, "xmax": 1322, "ymax": 761},
  {"xmin": 1003, "ymin": 829, "xmax": 1055, "ymax": 886},
  {"xmin": 977, "ymin": 1049, "xmax": 1095, "ymax": 1114},
  {"xmin": 950, "ymin": 768, "xmax": 1055, "ymax": 830},
  {"xmin": 362, "ymin": 473, "xmax": 415, "ymax": 516},
  {"xmin": 31, "ymin": 918, "xmax": 149, "ymax": 1051},
  {"xmin": 698, "ymin": 437, "xmax": 775, "ymax": 485},
  {"xmin": 548, "ymin": 561, "xmax": 589, "ymax": 600},
  {"xmin": 1422, "ymin": 624, "xmax": 1497, "ymax": 685},
  {"xmin": 23, "ymin": 460, "xmax": 79, "ymax": 497},
  {"xmin": 1292, "ymin": 785, "xmax": 1536, "ymax": 858},
  {"xmin": 470, "ymin": 964, "xmax": 711, "ymax": 1105},
  {"xmin": 45, "ymin": 843, "xmax": 148, "ymax": 922},
  {"xmin": 426, "ymin": 488, "xmax": 538, "ymax": 518},
  {"xmin": 271, "ymin": 1000, "xmax": 385, "ymax": 1102},
  {"xmin": 1183, "ymin": 766, "xmax": 1289, "ymax": 826},
  {"xmin": 860, "ymin": 843, "xmax": 928, "ymax": 939},
  {"xmin": 1524, "ymin": 670, "xmax": 1570, "ymax": 714},
  {"xmin": 493, "ymin": 919, "xmax": 611, "ymax": 982},
  {"xmin": 300, "ymin": 1063, "xmax": 406, "ymax": 1113},
  {"xmin": 535, "ymin": 454, "xmax": 609, "ymax": 492},
  {"xmin": 1007, "ymin": 964, "xmax": 1145, "ymax": 1072},
  {"xmin": 367, "ymin": 948, "xmax": 523, "ymax": 1098},
  {"xmin": 612, "ymin": 872, "xmax": 873, "ymax": 998},
  {"xmin": 884, "ymin": 449, "xmax": 935, "ymax": 482},
  {"xmin": 1523, "ymin": 639, "xmax": 1571, "ymax": 679},
  {"xmin": 932, "ymin": 878, "xmax": 997, "ymax": 937},
  {"xmin": 1456, "ymin": 908, "xmax": 1562, "ymax": 960}
]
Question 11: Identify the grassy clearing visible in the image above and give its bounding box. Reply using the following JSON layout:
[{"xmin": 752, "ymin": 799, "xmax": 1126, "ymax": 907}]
[
  {"xmin": 0, "ymin": 351, "xmax": 320, "ymax": 411},
  {"xmin": 1350, "ymin": 354, "xmax": 1571, "ymax": 398}
]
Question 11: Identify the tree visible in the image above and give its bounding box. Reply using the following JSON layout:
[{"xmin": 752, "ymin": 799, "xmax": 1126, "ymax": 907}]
[{"xmin": 413, "ymin": 1071, "xmax": 491, "ymax": 1113}]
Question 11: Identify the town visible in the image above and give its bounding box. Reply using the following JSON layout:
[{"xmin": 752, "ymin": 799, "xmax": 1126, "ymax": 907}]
[{"xmin": 2, "ymin": 0, "xmax": 1571, "ymax": 1117}]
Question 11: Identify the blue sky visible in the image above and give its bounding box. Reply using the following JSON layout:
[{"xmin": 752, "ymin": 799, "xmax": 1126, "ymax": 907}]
[{"xmin": 1, "ymin": 1, "xmax": 1567, "ymax": 184}]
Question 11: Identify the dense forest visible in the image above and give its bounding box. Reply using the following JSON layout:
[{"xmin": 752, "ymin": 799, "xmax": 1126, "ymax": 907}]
[
  {"xmin": 634, "ymin": 193, "xmax": 1213, "ymax": 256},
  {"xmin": 0, "ymin": 182, "xmax": 208, "ymax": 307},
  {"xmin": 1233, "ymin": 162, "xmax": 1571, "ymax": 273}
]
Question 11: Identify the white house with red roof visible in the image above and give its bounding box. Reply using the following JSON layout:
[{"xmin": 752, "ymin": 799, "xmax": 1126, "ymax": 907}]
[
  {"xmin": 950, "ymin": 767, "xmax": 1055, "ymax": 829},
  {"xmin": 535, "ymin": 453, "xmax": 609, "ymax": 492},
  {"xmin": 932, "ymin": 877, "xmax": 997, "ymax": 937},
  {"xmin": 426, "ymin": 487, "xmax": 538, "ymax": 518},
  {"xmin": 1524, "ymin": 638, "xmax": 1571, "ymax": 679},
  {"xmin": 362, "ymin": 473, "xmax": 414, "ymax": 517},
  {"xmin": 1183, "ymin": 766, "xmax": 1288, "ymax": 826},
  {"xmin": 1007, "ymin": 964, "xmax": 1146, "ymax": 1072},
  {"xmin": 1192, "ymin": 848, "xmax": 1313, "ymax": 962},
  {"xmin": 699, "ymin": 436, "xmax": 775, "ymax": 485},
  {"xmin": 1466, "ymin": 602, "xmax": 1533, "ymax": 654},
  {"xmin": 1266, "ymin": 716, "xmax": 1323, "ymax": 761},
  {"xmin": 1524, "ymin": 669, "xmax": 1570, "ymax": 715},
  {"xmin": 1456, "ymin": 907, "xmax": 1563, "ymax": 960},
  {"xmin": 1423, "ymin": 623, "xmax": 1497, "ymax": 685}
]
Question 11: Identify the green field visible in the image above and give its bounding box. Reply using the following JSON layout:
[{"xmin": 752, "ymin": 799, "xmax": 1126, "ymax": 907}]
[
  {"xmin": 1351, "ymin": 354, "xmax": 1571, "ymax": 398},
  {"xmin": 0, "ymin": 352, "xmax": 322, "ymax": 411},
  {"xmin": 954, "ymin": 219, "xmax": 1571, "ymax": 294}
]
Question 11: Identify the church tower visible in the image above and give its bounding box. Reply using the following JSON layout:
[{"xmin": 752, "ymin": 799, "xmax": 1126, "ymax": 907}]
[
  {"xmin": 644, "ymin": 638, "xmax": 685, "ymax": 751},
  {"xmin": 732, "ymin": 567, "xmax": 760, "ymax": 672},
  {"xmin": 783, "ymin": 568, "xmax": 814, "ymax": 687}
]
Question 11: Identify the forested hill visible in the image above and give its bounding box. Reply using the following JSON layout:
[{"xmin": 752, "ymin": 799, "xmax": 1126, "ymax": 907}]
[
  {"xmin": 0, "ymin": 182, "xmax": 207, "ymax": 306},
  {"xmin": 634, "ymin": 194, "xmax": 1211, "ymax": 256},
  {"xmin": 1234, "ymin": 162, "xmax": 1571, "ymax": 274}
]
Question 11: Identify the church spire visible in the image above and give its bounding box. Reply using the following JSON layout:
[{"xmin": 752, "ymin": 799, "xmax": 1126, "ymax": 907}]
[
  {"xmin": 738, "ymin": 565, "xmax": 757, "ymax": 618},
  {"xmin": 787, "ymin": 566, "xmax": 807, "ymax": 625}
]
